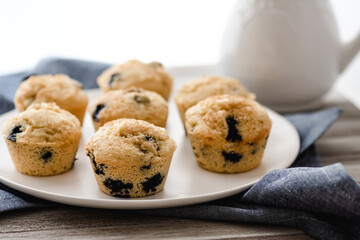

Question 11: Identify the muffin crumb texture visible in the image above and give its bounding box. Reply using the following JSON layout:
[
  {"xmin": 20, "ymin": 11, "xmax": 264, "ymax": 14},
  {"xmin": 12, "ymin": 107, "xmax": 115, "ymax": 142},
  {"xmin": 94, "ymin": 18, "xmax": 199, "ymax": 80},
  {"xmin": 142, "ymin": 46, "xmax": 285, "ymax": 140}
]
[
  {"xmin": 97, "ymin": 60, "xmax": 173, "ymax": 100},
  {"xmin": 88, "ymin": 87, "xmax": 168, "ymax": 131},
  {"xmin": 2, "ymin": 102, "xmax": 81, "ymax": 176},
  {"xmin": 85, "ymin": 118, "xmax": 176, "ymax": 198},
  {"xmin": 175, "ymin": 75, "xmax": 256, "ymax": 125},
  {"xmin": 185, "ymin": 95, "xmax": 271, "ymax": 173},
  {"xmin": 14, "ymin": 74, "xmax": 88, "ymax": 124}
]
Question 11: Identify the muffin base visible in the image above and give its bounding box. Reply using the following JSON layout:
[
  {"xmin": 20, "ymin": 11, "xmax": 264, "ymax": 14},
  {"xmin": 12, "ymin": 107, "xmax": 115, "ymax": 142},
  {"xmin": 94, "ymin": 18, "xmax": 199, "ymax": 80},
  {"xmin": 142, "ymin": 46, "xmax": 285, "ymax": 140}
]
[
  {"xmin": 4, "ymin": 138, "xmax": 80, "ymax": 176},
  {"xmin": 188, "ymin": 134, "xmax": 269, "ymax": 173},
  {"xmin": 86, "ymin": 151, "xmax": 173, "ymax": 198}
]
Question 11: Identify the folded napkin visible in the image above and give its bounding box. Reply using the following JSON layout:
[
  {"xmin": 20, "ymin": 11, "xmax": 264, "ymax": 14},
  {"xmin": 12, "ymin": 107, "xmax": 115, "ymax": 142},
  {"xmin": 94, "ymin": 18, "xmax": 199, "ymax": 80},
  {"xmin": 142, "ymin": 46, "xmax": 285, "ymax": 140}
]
[{"xmin": 0, "ymin": 58, "xmax": 359, "ymax": 240}]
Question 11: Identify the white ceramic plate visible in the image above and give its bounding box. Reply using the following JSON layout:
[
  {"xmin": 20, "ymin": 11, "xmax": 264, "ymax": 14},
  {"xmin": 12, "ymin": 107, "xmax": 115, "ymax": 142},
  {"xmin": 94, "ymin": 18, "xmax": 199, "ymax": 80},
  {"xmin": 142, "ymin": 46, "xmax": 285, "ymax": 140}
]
[{"xmin": 0, "ymin": 89, "xmax": 299, "ymax": 209}]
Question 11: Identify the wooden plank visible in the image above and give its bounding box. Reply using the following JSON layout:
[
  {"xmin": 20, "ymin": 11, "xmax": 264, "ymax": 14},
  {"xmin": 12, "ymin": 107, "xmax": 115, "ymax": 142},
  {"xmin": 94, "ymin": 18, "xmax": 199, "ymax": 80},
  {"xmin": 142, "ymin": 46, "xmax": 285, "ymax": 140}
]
[
  {"xmin": 321, "ymin": 93, "xmax": 360, "ymax": 118},
  {"xmin": 0, "ymin": 229, "xmax": 313, "ymax": 240},
  {"xmin": 0, "ymin": 208, "xmax": 312, "ymax": 240},
  {"xmin": 316, "ymin": 136, "xmax": 360, "ymax": 157},
  {"xmin": 323, "ymin": 102, "xmax": 360, "ymax": 118},
  {"xmin": 321, "ymin": 119, "xmax": 360, "ymax": 138},
  {"xmin": 316, "ymin": 98, "xmax": 360, "ymax": 182},
  {"xmin": 343, "ymin": 161, "xmax": 360, "ymax": 182}
]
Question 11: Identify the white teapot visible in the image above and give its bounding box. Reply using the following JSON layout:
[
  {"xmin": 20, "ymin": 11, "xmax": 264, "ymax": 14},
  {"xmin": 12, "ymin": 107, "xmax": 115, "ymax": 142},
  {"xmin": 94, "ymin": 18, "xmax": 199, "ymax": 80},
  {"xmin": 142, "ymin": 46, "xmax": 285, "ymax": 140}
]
[{"xmin": 220, "ymin": 0, "xmax": 360, "ymax": 111}]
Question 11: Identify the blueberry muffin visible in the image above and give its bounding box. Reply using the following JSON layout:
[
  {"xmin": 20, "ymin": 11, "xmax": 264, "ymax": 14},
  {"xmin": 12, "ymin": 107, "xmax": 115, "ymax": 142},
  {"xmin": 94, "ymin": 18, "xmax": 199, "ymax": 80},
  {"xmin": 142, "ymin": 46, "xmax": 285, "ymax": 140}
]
[
  {"xmin": 185, "ymin": 95, "xmax": 271, "ymax": 173},
  {"xmin": 2, "ymin": 103, "xmax": 81, "ymax": 176},
  {"xmin": 89, "ymin": 87, "xmax": 168, "ymax": 131},
  {"xmin": 14, "ymin": 74, "xmax": 88, "ymax": 124},
  {"xmin": 97, "ymin": 60, "xmax": 173, "ymax": 100},
  {"xmin": 85, "ymin": 118, "xmax": 176, "ymax": 198},
  {"xmin": 174, "ymin": 75, "xmax": 255, "ymax": 126}
]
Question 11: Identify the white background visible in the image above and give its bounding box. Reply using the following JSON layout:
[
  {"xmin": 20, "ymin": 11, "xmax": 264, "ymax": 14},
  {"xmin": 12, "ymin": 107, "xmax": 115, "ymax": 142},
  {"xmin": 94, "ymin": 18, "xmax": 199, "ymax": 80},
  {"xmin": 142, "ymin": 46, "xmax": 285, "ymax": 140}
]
[{"xmin": 0, "ymin": 0, "xmax": 359, "ymax": 106}]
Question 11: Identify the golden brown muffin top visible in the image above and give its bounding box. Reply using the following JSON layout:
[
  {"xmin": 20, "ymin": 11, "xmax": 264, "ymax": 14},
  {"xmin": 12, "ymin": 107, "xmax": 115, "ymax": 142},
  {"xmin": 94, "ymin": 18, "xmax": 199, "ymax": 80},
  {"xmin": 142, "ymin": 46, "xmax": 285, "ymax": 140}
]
[
  {"xmin": 185, "ymin": 95, "xmax": 271, "ymax": 143},
  {"xmin": 88, "ymin": 87, "xmax": 168, "ymax": 126},
  {"xmin": 2, "ymin": 102, "xmax": 81, "ymax": 143},
  {"xmin": 14, "ymin": 74, "xmax": 88, "ymax": 112},
  {"xmin": 97, "ymin": 60, "xmax": 173, "ymax": 100},
  {"xmin": 174, "ymin": 75, "xmax": 255, "ymax": 123},
  {"xmin": 85, "ymin": 118, "xmax": 176, "ymax": 164}
]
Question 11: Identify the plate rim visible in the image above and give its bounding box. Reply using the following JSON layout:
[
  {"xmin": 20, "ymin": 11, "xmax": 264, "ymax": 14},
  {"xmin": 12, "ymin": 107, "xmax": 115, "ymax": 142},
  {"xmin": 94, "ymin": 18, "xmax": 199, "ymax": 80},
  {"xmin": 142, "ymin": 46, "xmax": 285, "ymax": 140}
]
[{"xmin": 0, "ymin": 90, "xmax": 300, "ymax": 209}]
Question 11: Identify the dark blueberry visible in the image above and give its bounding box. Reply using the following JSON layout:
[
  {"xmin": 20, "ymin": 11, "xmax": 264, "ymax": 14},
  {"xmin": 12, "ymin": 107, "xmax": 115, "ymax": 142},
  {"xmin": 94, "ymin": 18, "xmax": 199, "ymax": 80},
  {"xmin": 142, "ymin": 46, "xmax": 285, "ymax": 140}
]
[
  {"xmin": 92, "ymin": 104, "xmax": 105, "ymax": 122},
  {"xmin": 41, "ymin": 150, "xmax": 53, "ymax": 163},
  {"xmin": 144, "ymin": 135, "xmax": 160, "ymax": 151},
  {"xmin": 70, "ymin": 157, "xmax": 77, "ymax": 169},
  {"xmin": 109, "ymin": 73, "xmax": 123, "ymax": 86},
  {"xmin": 192, "ymin": 146, "xmax": 199, "ymax": 157},
  {"xmin": 21, "ymin": 74, "xmax": 36, "ymax": 82},
  {"xmin": 103, "ymin": 178, "xmax": 133, "ymax": 197},
  {"xmin": 140, "ymin": 163, "xmax": 151, "ymax": 170},
  {"xmin": 134, "ymin": 95, "xmax": 150, "ymax": 104},
  {"xmin": 7, "ymin": 125, "xmax": 22, "ymax": 142},
  {"xmin": 87, "ymin": 151, "xmax": 95, "ymax": 161},
  {"xmin": 222, "ymin": 151, "xmax": 243, "ymax": 163},
  {"xmin": 200, "ymin": 147, "xmax": 209, "ymax": 157},
  {"xmin": 145, "ymin": 135, "xmax": 155, "ymax": 141},
  {"xmin": 251, "ymin": 149, "xmax": 257, "ymax": 155},
  {"xmin": 225, "ymin": 117, "xmax": 242, "ymax": 142},
  {"xmin": 141, "ymin": 173, "xmax": 164, "ymax": 193},
  {"xmin": 94, "ymin": 161, "xmax": 107, "ymax": 175},
  {"xmin": 87, "ymin": 151, "xmax": 107, "ymax": 175}
]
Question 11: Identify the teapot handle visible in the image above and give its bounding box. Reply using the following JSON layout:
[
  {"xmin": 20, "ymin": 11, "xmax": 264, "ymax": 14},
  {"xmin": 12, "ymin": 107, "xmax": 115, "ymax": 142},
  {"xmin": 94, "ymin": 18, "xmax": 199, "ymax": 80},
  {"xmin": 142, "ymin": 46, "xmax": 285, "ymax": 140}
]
[{"xmin": 339, "ymin": 32, "xmax": 360, "ymax": 73}]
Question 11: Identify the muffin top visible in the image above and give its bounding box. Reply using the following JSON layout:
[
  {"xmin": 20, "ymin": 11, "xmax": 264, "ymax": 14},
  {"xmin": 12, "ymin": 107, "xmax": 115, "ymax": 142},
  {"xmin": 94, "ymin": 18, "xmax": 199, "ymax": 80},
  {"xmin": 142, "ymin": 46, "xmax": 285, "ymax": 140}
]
[
  {"xmin": 185, "ymin": 95, "xmax": 271, "ymax": 143},
  {"xmin": 175, "ymin": 75, "xmax": 255, "ymax": 123},
  {"xmin": 96, "ymin": 60, "xmax": 173, "ymax": 100},
  {"xmin": 85, "ymin": 118, "xmax": 176, "ymax": 164},
  {"xmin": 14, "ymin": 74, "xmax": 88, "ymax": 112},
  {"xmin": 89, "ymin": 87, "xmax": 168, "ymax": 126},
  {"xmin": 2, "ymin": 102, "xmax": 81, "ymax": 143}
]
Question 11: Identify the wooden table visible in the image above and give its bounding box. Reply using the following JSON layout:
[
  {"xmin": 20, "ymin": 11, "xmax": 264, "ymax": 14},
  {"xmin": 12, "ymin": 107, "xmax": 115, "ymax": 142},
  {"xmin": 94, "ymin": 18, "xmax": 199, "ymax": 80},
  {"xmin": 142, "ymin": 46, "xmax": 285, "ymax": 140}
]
[{"xmin": 0, "ymin": 74, "xmax": 359, "ymax": 239}]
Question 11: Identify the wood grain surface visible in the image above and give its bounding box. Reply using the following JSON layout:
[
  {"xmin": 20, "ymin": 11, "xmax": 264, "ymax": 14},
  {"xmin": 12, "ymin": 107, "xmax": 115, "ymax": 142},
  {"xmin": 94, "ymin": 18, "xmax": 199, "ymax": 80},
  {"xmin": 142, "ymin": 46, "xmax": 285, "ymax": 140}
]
[{"xmin": 0, "ymin": 92, "xmax": 358, "ymax": 240}]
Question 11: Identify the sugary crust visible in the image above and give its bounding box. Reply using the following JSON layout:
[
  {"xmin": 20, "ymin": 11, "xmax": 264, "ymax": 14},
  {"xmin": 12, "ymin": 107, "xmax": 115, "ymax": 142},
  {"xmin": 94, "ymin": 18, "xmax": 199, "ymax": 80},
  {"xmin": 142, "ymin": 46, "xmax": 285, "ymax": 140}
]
[
  {"xmin": 86, "ymin": 118, "xmax": 176, "ymax": 165},
  {"xmin": 2, "ymin": 102, "xmax": 81, "ymax": 143},
  {"xmin": 97, "ymin": 60, "xmax": 173, "ymax": 100},
  {"xmin": 14, "ymin": 74, "xmax": 88, "ymax": 123},
  {"xmin": 174, "ymin": 75, "xmax": 256, "ymax": 125},
  {"xmin": 88, "ymin": 87, "xmax": 168, "ymax": 130}
]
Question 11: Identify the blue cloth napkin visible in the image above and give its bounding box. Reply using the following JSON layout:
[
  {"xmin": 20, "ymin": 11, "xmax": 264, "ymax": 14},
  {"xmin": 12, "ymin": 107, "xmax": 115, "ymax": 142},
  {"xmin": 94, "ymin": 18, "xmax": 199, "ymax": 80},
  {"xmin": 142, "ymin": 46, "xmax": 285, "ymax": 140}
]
[{"xmin": 0, "ymin": 58, "xmax": 359, "ymax": 240}]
